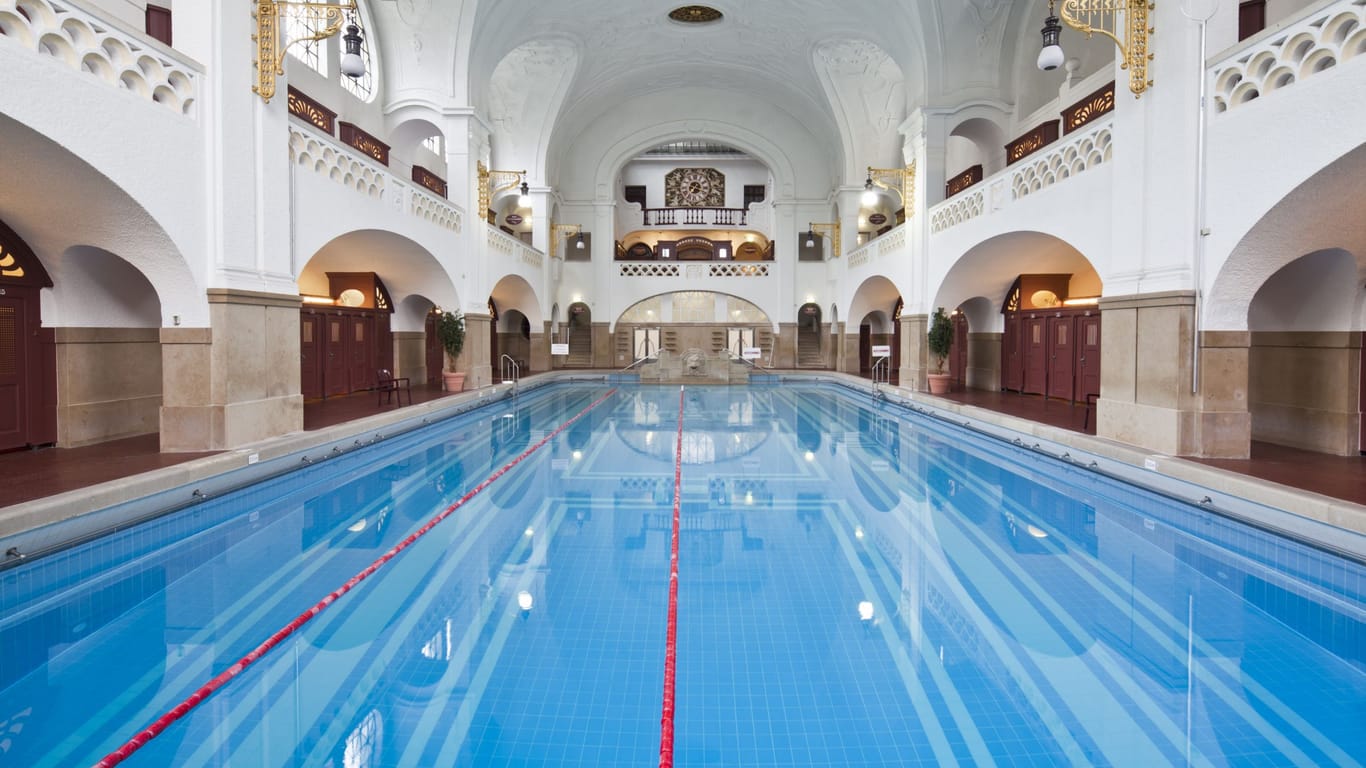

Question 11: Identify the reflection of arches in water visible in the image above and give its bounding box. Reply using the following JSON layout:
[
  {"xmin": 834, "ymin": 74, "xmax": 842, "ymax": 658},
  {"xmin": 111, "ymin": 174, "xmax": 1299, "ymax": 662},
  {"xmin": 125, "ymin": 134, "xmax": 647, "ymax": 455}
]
[{"xmin": 796, "ymin": 392, "xmax": 823, "ymax": 453}]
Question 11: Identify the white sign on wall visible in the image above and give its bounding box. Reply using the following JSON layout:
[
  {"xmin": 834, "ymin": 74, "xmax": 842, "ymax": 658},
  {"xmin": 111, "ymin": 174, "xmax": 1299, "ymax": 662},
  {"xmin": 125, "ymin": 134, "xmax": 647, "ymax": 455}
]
[
  {"xmin": 742, "ymin": 347, "xmax": 762, "ymax": 360},
  {"xmin": 551, "ymin": 343, "xmax": 570, "ymax": 356},
  {"xmin": 872, "ymin": 345, "xmax": 891, "ymax": 357}
]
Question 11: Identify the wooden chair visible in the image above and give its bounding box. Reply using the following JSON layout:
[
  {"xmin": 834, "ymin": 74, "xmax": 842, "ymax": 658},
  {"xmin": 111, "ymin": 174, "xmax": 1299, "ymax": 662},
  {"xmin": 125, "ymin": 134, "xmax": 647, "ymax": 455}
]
[{"xmin": 376, "ymin": 368, "xmax": 411, "ymax": 406}]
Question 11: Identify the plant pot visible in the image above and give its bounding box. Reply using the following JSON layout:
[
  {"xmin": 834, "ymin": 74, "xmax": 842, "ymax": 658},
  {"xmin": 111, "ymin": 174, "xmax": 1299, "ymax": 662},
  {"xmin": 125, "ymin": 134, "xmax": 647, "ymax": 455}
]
[
  {"xmin": 442, "ymin": 371, "xmax": 466, "ymax": 392},
  {"xmin": 926, "ymin": 372, "xmax": 952, "ymax": 395}
]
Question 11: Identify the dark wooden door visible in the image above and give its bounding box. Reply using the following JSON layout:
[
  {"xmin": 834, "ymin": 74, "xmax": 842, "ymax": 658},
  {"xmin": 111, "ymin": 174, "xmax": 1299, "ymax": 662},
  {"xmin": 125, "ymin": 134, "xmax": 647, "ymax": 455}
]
[
  {"xmin": 325, "ymin": 314, "xmax": 348, "ymax": 397},
  {"xmin": 300, "ymin": 311, "xmax": 322, "ymax": 400},
  {"xmin": 1023, "ymin": 316, "xmax": 1047, "ymax": 395},
  {"xmin": 0, "ymin": 295, "xmax": 29, "ymax": 450},
  {"xmin": 950, "ymin": 313, "xmax": 969, "ymax": 390},
  {"xmin": 1077, "ymin": 314, "xmax": 1101, "ymax": 402},
  {"xmin": 1047, "ymin": 315, "xmax": 1075, "ymax": 401},
  {"xmin": 375, "ymin": 312, "xmax": 392, "ymax": 375},
  {"xmin": 347, "ymin": 315, "xmax": 372, "ymax": 392},
  {"xmin": 858, "ymin": 324, "xmax": 871, "ymax": 376}
]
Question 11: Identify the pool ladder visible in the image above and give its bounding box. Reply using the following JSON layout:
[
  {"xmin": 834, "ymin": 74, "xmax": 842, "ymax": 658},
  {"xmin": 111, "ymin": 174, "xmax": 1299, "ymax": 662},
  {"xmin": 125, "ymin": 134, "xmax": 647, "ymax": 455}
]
[
  {"xmin": 870, "ymin": 355, "xmax": 891, "ymax": 396},
  {"xmin": 500, "ymin": 354, "xmax": 521, "ymax": 396}
]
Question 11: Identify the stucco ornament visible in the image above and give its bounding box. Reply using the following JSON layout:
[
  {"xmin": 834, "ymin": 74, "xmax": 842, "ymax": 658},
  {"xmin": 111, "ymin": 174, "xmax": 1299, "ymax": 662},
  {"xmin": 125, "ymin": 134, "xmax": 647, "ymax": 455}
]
[
  {"xmin": 815, "ymin": 39, "xmax": 906, "ymax": 163},
  {"xmin": 488, "ymin": 41, "xmax": 576, "ymax": 137}
]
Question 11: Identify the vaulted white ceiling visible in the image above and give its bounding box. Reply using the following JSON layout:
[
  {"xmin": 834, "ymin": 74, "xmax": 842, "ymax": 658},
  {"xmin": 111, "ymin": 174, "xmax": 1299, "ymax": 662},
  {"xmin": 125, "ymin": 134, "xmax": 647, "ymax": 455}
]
[{"xmin": 375, "ymin": 1, "xmax": 1109, "ymax": 192}]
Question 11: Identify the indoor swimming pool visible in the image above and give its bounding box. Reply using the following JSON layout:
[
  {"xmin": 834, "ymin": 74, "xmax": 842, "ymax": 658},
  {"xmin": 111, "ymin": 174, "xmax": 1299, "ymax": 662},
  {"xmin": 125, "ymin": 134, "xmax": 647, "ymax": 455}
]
[{"xmin": 0, "ymin": 381, "xmax": 1362, "ymax": 767}]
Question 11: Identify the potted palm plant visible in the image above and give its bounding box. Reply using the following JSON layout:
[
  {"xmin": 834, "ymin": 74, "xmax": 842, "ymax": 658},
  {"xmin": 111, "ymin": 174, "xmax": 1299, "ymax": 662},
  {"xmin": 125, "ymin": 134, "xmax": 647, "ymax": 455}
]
[
  {"xmin": 926, "ymin": 307, "xmax": 954, "ymax": 394},
  {"xmin": 437, "ymin": 309, "xmax": 466, "ymax": 392}
]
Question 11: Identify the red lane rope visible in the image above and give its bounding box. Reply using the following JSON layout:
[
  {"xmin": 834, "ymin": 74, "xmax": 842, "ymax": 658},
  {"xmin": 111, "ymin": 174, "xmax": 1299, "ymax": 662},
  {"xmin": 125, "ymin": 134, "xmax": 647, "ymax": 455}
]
[
  {"xmin": 658, "ymin": 385, "xmax": 685, "ymax": 768},
  {"xmin": 95, "ymin": 388, "xmax": 618, "ymax": 768}
]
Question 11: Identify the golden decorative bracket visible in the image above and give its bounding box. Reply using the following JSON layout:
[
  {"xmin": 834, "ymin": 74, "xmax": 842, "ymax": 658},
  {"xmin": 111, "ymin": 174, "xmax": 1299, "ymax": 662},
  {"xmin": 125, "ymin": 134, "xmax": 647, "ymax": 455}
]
[
  {"xmin": 808, "ymin": 221, "xmax": 842, "ymax": 259},
  {"xmin": 866, "ymin": 163, "xmax": 916, "ymax": 214},
  {"xmin": 1060, "ymin": 0, "xmax": 1154, "ymax": 97},
  {"xmin": 253, "ymin": 0, "xmax": 357, "ymax": 103},
  {"xmin": 550, "ymin": 223, "xmax": 584, "ymax": 256},
  {"xmin": 478, "ymin": 162, "xmax": 527, "ymax": 223}
]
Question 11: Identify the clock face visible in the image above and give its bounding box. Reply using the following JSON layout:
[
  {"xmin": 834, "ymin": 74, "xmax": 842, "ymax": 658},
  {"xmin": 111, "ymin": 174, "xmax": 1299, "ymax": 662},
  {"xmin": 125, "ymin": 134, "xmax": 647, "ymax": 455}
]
[
  {"xmin": 680, "ymin": 170, "xmax": 711, "ymax": 204},
  {"xmin": 665, "ymin": 167, "xmax": 724, "ymax": 207}
]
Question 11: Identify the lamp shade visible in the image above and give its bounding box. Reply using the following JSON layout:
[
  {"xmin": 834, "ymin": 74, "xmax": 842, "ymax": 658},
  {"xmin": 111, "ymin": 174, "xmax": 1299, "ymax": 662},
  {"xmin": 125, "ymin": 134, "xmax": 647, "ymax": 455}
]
[
  {"xmin": 340, "ymin": 24, "xmax": 366, "ymax": 78},
  {"xmin": 517, "ymin": 181, "xmax": 531, "ymax": 208},
  {"xmin": 1037, "ymin": 13, "xmax": 1064, "ymax": 71}
]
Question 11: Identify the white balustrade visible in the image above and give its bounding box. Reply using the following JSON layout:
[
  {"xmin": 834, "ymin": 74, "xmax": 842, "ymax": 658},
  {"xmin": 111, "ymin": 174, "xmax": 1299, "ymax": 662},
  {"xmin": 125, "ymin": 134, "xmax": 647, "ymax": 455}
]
[
  {"xmin": 486, "ymin": 225, "xmax": 543, "ymax": 268},
  {"xmin": 617, "ymin": 262, "xmax": 768, "ymax": 278},
  {"xmin": 930, "ymin": 190, "xmax": 985, "ymax": 233},
  {"xmin": 620, "ymin": 263, "xmax": 680, "ymax": 277},
  {"xmin": 1212, "ymin": 0, "xmax": 1366, "ymax": 114},
  {"xmin": 0, "ymin": 0, "xmax": 199, "ymax": 116},
  {"xmin": 290, "ymin": 127, "xmax": 386, "ymax": 199},
  {"xmin": 289, "ymin": 125, "xmax": 467, "ymax": 233}
]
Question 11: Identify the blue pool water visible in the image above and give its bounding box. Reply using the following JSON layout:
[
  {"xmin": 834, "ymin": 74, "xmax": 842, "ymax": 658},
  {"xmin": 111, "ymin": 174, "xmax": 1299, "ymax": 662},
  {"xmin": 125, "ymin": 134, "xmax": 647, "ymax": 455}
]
[{"xmin": 0, "ymin": 382, "xmax": 1363, "ymax": 767}]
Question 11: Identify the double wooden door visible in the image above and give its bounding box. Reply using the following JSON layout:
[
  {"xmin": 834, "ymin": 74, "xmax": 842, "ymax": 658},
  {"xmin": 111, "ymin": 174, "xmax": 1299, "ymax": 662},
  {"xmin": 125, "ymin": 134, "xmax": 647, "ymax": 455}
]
[
  {"xmin": 1003, "ymin": 310, "xmax": 1100, "ymax": 403},
  {"xmin": 300, "ymin": 309, "xmax": 390, "ymax": 400}
]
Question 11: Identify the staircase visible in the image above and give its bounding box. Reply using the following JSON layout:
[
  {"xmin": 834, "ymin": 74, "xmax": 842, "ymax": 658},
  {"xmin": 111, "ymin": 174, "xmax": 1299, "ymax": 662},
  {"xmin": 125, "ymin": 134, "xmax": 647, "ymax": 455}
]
[
  {"xmin": 566, "ymin": 323, "xmax": 593, "ymax": 367},
  {"xmin": 797, "ymin": 328, "xmax": 824, "ymax": 368}
]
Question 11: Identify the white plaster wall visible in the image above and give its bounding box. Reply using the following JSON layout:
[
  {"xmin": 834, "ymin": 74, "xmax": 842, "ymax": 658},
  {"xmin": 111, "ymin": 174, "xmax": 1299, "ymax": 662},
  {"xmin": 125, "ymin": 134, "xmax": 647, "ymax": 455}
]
[
  {"xmin": 290, "ymin": 139, "xmax": 464, "ymax": 330},
  {"xmin": 0, "ymin": 37, "xmax": 205, "ymax": 326},
  {"xmin": 1202, "ymin": 39, "xmax": 1366, "ymax": 330},
  {"xmin": 927, "ymin": 165, "xmax": 1115, "ymax": 312},
  {"xmin": 620, "ymin": 158, "xmax": 769, "ymax": 210}
]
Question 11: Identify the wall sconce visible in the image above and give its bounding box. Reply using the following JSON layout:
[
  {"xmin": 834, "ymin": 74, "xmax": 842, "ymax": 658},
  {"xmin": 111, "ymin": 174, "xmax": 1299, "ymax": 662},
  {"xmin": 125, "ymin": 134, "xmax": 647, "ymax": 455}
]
[
  {"xmin": 550, "ymin": 223, "xmax": 585, "ymax": 256},
  {"xmin": 1038, "ymin": 0, "xmax": 1153, "ymax": 97},
  {"xmin": 478, "ymin": 162, "xmax": 527, "ymax": 223},
  {"xmin": 865, "ymin": 164, "xmax": 915, "ymax": 213},
  {"xmin": 808, "ymin": 221, "xmax": 841, "ymax": 258},
  {"xmin": 252, "ymin": 0, "xmax": 362, "ymax": 103}
]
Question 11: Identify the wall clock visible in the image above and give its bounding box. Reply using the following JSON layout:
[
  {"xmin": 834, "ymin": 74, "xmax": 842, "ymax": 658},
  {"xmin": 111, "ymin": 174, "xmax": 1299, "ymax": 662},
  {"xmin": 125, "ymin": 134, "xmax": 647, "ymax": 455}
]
[{"xmin": 664, "ymin": 167, "xmax": 725, "ymax": 207}]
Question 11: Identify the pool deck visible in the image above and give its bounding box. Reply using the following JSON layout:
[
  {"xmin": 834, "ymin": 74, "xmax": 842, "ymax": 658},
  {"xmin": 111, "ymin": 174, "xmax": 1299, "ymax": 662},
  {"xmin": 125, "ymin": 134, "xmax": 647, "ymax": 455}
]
[{"xmin": 1, "ymin": 373, "xmax": 1363, "ymax": 548}]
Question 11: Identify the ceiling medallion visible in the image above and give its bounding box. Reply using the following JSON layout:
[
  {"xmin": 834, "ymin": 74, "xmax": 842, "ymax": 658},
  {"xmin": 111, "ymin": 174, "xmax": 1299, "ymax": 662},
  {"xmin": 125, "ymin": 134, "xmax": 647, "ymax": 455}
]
[{"xmin": 668, "ymin": 5, "xmax": 723, "ymax": 24}]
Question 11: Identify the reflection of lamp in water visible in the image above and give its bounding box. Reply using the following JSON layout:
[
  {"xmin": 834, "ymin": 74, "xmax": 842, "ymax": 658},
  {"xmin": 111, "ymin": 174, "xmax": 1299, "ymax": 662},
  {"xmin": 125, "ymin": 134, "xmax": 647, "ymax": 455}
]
[
  {"xmin": 858, "ymin": 601, "xmax": 875, "ymax": 622},
  {"xmin": 854, "ymin": 525, "xmax": 865, "ymax": 540},
  {"xmin": 348, "ymin": 518, "xmax": 367, "ymax": 532},
  {"xmin": 744, "ymin": 490, "xmax": 754, "ymax": 506},
  {"xmin": 804, "ymin": 450, "xmax": 815, "ymax": 462},
  {"xmin": 517, "ymin": 590, "xmax": 534, "ymax": 617},
  {"xmin": 1026, "ymin": 524, "xmax": 1049, "ymax": 539},
  {"xmin": 572, "ymin": 450, "xmax": 583, "ymax": 461},
  {"xmin": 524, "ymin": 526, "xmax": 535, "ymax": 538}
]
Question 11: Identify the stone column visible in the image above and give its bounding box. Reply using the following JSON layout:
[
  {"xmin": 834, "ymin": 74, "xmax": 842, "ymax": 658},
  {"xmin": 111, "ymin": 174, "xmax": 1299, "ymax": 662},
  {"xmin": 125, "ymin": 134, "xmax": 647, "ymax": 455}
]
[
  {"xmin": 1097, "ymin": 292, "xmax": 1250, "ymax": 457},
  {"xmin": 392, "ymin": 330, "xmax": 425, "ymax": 383},
  {"xmin": 967, "ymin": 332, "xmax": 1002, "ymax": 391},
  {"xmin": 774, "ymin": 323, "xmax": 797, "ymax": 369},
  {"xmin": 899, "ymin": 314, "xmax": 928, "ymax": 391},
  {"xmin": 161, "ymin": 289, "xmax": 302, "ymax": 451},
  {"xmin": 460, "ymin": 313, "xmax": 493, "ymax": 389}
]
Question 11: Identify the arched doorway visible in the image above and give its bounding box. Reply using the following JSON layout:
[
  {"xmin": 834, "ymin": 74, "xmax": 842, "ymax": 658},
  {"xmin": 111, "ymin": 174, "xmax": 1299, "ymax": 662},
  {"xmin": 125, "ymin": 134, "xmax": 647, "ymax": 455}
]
[
  {"xmin": 566, "ymin": 302, "xmax": 592, "ymax": 367},
  {"xmin": 797, "ymin": 302, "xmax": 822, "ymax": 368},
  {"xmin": 0, "ymin": 218, "xmax": 56, "ymax": 450}
]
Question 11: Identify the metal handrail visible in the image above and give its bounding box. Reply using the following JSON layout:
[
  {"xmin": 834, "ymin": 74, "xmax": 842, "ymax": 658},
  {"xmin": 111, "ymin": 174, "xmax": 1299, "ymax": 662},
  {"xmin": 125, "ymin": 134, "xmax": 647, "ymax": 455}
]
[
  {"xmin": 500, "ymin": 354, "xmax": 520, "ymax": 387},
  {"xmin": 870, "ymin": 356, "xmax": 890, "ymax": 392}
]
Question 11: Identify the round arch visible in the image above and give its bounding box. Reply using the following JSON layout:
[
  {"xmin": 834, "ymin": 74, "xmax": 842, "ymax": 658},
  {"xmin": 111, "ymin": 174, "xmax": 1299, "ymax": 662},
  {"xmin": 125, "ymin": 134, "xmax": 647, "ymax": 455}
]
[
  {"xmin": 591, "ymin": 120, "xmax": 800, "ymax": 207},
  {"xmin": 1206, "ymin": 142, "xmax": 1366, "ymax": 332},
  {"xmin": 612, "ymin": 291, "xmax": 778, "ymax": 334},
  {"xmin": 932, "ymin": 230, "xmax": 1102, "ymax": 333},
  {"xmin": 846, "ymin": 275, "xmax": 903, "ymax": 331},
  {"xmin": 0, "ymin": 112, "xmax": 199, "ymax": 327},
  {"xmin": 489, "ymin": 273, "xmax": 544, "ymax": 328},
  {"xmin": 298, "ymin": 229, "xmax": 459, "ymax": 332}
]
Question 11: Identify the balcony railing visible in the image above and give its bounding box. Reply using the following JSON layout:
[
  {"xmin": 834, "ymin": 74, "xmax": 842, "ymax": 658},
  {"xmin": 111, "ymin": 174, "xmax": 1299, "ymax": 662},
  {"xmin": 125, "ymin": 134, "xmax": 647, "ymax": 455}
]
[
  {"xmin": 643, "ymin": 207, "xmax": 749, "ymax": 227},
  {"xmin": 288, "ymin": 124, "xmax": 464, "ymax": 232},
  {"xmin": 486, "ymin": 225, "xmax": 543, "ymax": 268},
  {"xmin": 1211, "ymin": 0, "xmax": 1365, "ymax": 114},
  {"xmin": 1, "ymin": 0, "xmax": 201, "ymax": 116},
  {"xmin": 928, "ymin": 115, "xmax": 1113, "ymax": 235}
]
